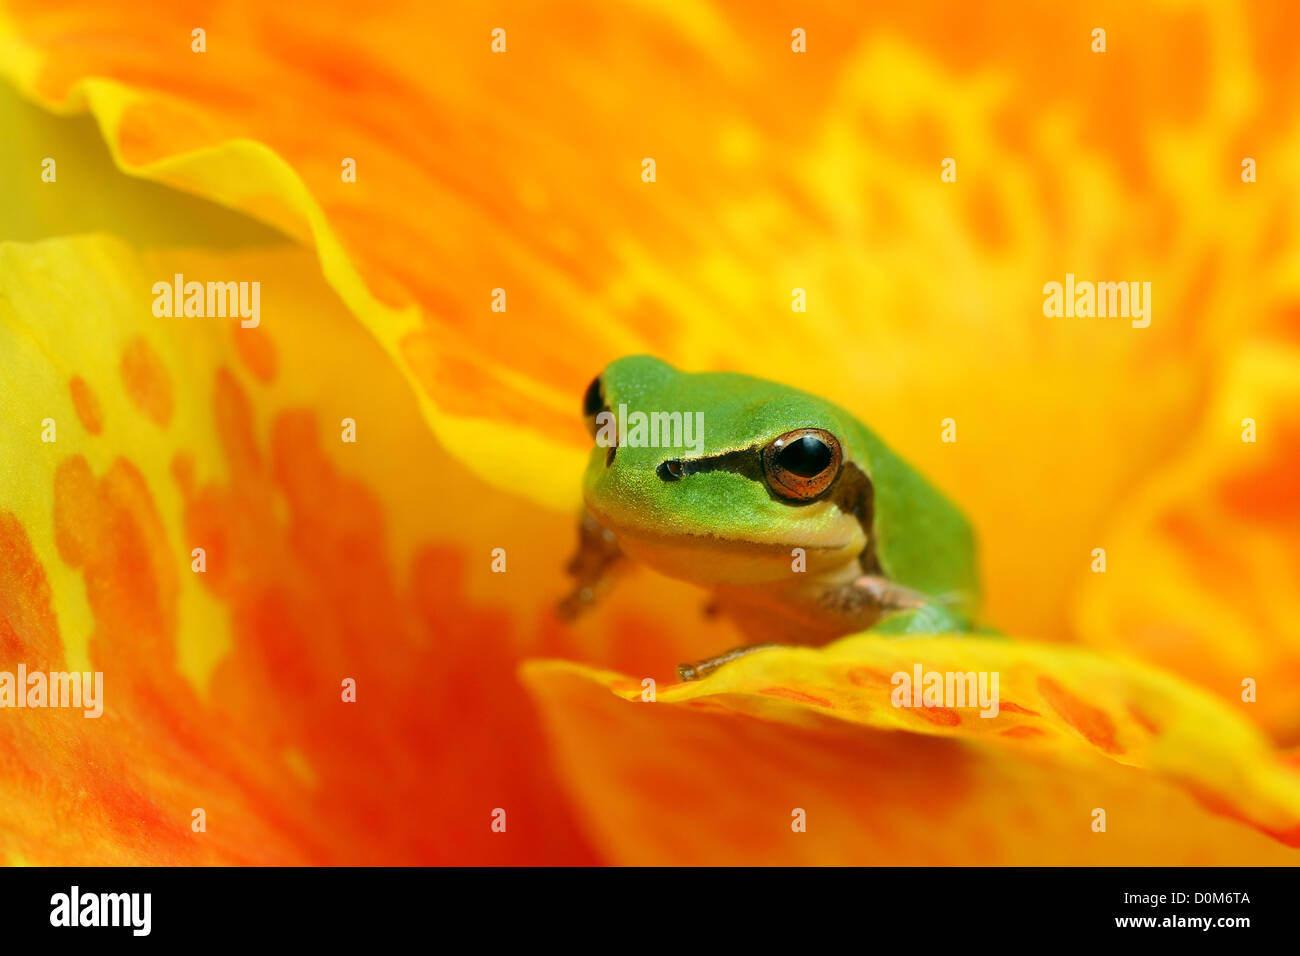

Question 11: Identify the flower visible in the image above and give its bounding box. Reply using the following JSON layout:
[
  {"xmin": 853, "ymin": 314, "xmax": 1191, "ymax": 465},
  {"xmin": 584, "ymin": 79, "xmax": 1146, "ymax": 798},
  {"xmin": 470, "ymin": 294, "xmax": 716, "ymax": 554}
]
[{"xmin": 1, "ymin": 0, "xmax": 1297, "ymax": 864}]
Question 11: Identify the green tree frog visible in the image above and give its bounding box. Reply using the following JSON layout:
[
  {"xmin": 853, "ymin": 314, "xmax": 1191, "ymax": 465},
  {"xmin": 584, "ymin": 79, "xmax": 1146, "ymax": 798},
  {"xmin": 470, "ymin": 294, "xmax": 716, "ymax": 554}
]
[{"xmin": 561, "ymin": 356, "xmax": 979, "ymax": 680}]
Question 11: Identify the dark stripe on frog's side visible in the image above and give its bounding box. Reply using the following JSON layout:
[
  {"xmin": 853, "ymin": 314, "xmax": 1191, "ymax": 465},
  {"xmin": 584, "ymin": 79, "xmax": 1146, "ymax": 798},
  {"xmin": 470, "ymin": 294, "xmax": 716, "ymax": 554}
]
[
  {"xmin": 832, "ymin": 461, "xmax": 883, "ymax": 576},
  {"xmin": 656, "ymin": 447, "xmax": 882, "ymax": 574},
  {"xmin": 656, "ymin": 446, "xmax": 765, "ymax": 483}
]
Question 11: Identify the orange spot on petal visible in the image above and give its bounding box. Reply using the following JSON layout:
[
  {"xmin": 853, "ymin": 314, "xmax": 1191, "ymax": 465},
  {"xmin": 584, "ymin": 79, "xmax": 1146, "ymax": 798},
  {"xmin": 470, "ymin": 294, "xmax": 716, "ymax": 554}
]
[
  {"xmin": 232, "ymin": 322, "xmax": 277, "ymax": 383},
  {"xmin": 1216, "ymin": 421, "xmax": 1300, "ymax": 522},
  {"xmin": 1037, "ymin": 677, "xmax": 1123, "ymax": 754},
  {"xmin": 1001, "ymin": 725, "xmax": 1045, "ymax": 739},
  {"xmin": 53, "ymin": 454, "xmax": 179, "ymax": 679},
  {"xmin": 758, "ymin": 686, "xmax": 833, "ymax": 708},
  {"xmin": 684, "ymin": 699, "xmax": 732, "ymax": 713},
  {"xmin": 846, "ymin": 666, "xmax": 894, "ymax": 688},
  {"xmin": 0, "ymin": 512, "xmax": 62, "ymax": 665},
  {"xmin": 171, "ymin": 453, "xmax": 196, "ymax": 497},
  {"xmin": 910, "ymin": 705, "xmax": 961, "ymax": 727},
  {"xmin": 1187, "ymin": 781, "xmax": 1300, "ymax": 847},
  {"xmin": 1127, "ymin": 703, "xmax": 1162, "ymax": 735},
  {"xmin": 120, "ymin": 336, "xmax": 173, "ymax": 427},
  {"xmin": 69, "ymin": 375, "xmax": 103, "ymax": 435},
  {"xmin": 998, "ymin": 700, "xmax": 1040, "ymax": 717}
]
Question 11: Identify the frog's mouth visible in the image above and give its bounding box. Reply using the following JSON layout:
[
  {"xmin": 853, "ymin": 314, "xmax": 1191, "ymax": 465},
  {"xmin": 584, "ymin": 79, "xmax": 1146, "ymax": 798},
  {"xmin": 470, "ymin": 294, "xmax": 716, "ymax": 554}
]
[
  {"xmin": 589, "ymin": 505, "xmax": 860, "ymax": 554},
  {"xmin": 585, "ymin": 497, "xmax": 867, "ymax": 587}
]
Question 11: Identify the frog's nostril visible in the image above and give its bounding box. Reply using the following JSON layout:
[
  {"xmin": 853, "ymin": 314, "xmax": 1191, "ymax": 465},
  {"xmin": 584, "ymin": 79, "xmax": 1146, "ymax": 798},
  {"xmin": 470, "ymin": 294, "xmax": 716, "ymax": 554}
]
[
  {"xmin": 605, "ymin": 445, "xmax": 616, "ymax": 467},
  {"xmin": 657, "ymin": 459, "xmax": 684, "ymax": 481}
]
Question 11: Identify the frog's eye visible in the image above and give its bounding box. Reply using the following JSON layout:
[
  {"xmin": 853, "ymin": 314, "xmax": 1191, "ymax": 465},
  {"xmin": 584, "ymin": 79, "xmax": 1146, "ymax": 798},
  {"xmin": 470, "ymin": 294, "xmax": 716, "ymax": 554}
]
[
  {"xmin": 762, "ymin": 428, "xmax": 842, "ymax": 500},
  {"xmin": 582, "ymin": 376, "xmax": 604, "ymax": 418},
  {"xmin": 582, "ymin": 375, "xmax": 608, "ymax": 439}
]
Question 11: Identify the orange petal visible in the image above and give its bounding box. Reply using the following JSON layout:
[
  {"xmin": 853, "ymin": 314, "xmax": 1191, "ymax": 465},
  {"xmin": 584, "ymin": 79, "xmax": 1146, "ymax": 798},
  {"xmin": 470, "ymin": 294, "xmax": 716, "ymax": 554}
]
[
  {"xmin": 1075, "ymin": 341, "xmax": 1300, "ymax": 743},
  {"xmin": 6, "ymin": 6, "xmax": 1300, "ymax": 649},
  {"xmin": 0, "ymin": 233, "xmax": 601, "ymax": 863}
]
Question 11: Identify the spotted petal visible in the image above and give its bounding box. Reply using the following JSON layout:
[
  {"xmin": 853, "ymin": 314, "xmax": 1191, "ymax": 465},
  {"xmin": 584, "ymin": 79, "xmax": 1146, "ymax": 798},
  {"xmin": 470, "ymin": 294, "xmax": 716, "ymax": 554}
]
[{"xmin": 524, "ymin": 629, "xmax": 1300, "ymax": 858}]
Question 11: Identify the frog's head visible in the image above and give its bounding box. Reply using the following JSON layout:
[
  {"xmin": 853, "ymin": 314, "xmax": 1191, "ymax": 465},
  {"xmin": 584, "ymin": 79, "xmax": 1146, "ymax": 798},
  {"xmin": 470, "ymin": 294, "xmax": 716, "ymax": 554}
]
[{"xmin": 579, "ymin": 355, "xmax": 870, "ymax": 586}]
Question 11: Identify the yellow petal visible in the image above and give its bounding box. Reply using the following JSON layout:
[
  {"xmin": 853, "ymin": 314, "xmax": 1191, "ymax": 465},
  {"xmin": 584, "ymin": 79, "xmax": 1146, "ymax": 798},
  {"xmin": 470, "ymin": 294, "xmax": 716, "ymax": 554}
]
[
  {"xmin": 527, "ymin": 630, "xmax": 1300, "ymax": 851},
  {"xmin": 524, "ymin": 659, "xmax": 1300, "ymax": 864}
]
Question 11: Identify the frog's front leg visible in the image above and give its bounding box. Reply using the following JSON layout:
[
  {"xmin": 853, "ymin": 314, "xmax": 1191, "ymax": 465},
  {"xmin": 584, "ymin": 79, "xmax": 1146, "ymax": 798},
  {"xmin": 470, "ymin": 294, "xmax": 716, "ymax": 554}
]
[
  {"xmin": 676, "ymin": 643, "xmax": 784, "ymax": 681},
  {"xmin": 556, "ymin": 510, "xmax": 625, "ymax": 620},
  {"xmin": 676, "ymin": 575, "xmax": 961, "ymax": 681}
]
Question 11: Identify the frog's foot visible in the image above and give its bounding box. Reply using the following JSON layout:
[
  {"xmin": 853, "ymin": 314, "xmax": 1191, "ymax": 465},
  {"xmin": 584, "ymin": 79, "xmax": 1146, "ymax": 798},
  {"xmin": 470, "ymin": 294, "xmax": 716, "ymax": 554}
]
[
  {"xmin": 868, "ymin": 605, "xmax": 959, "ymax": 635},
  {"xmin": 676, "ymin": 642, "xmax": 785, "ymax": 682},
  {"xmin": 808, "ymin": 573, "xmax": 927, "ymax": 631},
  {"xmin": 846, "ymin": 575, "xmax": 929, "ymax": 612},
  {"xmin": 808, "ymin": 575, "xmax": 973, "ymax": 636},
  {"xmin": 556, "ymin": 510, "xmax": 624, "ymax": 620}
]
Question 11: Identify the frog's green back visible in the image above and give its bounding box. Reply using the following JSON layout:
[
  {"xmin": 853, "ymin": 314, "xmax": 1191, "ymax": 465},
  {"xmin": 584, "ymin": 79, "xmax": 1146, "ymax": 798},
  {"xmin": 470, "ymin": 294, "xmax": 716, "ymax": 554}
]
[{"xmin": 843, "ymin": 416, "xmax": 980, "ymax": 624}]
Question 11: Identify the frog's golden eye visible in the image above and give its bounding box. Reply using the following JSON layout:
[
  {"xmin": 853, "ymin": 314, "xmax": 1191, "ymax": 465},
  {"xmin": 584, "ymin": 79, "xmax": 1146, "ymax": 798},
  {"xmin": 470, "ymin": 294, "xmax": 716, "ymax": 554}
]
[{"xmin": 762, "ymin": 428, "xmax": 842, "ymax": 500}]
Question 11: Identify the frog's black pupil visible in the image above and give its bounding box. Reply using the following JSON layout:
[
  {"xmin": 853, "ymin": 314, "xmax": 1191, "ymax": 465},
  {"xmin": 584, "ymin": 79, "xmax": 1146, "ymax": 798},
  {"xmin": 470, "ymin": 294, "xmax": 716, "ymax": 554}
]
[
  {"xmin": 777, "ymin": 435, "xmax": 831, "ymax": 477},
  {"xmin": 582, "ymin": 376, "xmax": 604, "ymax": 418}
]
